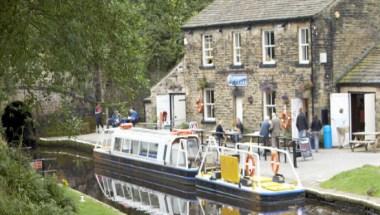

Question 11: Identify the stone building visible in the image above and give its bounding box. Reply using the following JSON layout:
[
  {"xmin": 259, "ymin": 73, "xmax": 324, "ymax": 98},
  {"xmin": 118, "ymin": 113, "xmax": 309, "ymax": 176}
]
[{"xmin": 147, "ymin": 0, "xmax": 380, "ymax": 142}]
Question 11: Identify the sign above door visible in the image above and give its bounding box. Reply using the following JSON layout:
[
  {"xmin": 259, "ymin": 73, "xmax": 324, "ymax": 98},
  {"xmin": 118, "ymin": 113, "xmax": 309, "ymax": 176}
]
[{"xmin": 227, "ymin": 74, "xmax": 247, "ymax": 87}]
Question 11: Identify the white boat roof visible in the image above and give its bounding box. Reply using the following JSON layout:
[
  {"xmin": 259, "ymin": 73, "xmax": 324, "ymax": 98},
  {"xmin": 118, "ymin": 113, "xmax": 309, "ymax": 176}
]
[{"xmin": 111, "ymin": 127, "xmax": 182, "ymax": 144}]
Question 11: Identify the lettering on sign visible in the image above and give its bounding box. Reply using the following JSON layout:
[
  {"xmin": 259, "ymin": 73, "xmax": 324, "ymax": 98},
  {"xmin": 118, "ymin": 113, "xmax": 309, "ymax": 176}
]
[{"xmin": 227, "ymin": 74, "xmax": 247, "ymax": 87}]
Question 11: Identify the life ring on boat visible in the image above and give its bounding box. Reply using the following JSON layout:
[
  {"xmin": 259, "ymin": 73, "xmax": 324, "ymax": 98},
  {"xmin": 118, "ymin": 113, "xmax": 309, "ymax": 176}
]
[
  {"xmin": 245, "ymin": 154, "xmax": 256, "ymax": 177},
  {"xmin": 120, "ymin": 123, "xmax": 133, "ymax": 129},
  {"xmin": 171, "ymin": 129, "xmax": 193, "ymax": 136},
  {"xmin": 271, "ymin": 151, "xmax": 280, "ymax": 175},
  {"xmin": 195, "ymin": 98, "xmax": 204, "ymax": 113},
  {"xmin": 280, "ymin": 112, "xmax": 291, "ymax": 129}
]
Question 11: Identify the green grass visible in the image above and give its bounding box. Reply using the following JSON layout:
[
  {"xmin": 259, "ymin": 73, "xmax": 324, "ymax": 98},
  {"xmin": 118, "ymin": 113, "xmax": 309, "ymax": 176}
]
[
  {"xmin": 64, "ymin": 187, "xmax": 123, "ymax": 215},
  {"xmin": 321, "ymin": 165, "xmax": 380, "ymax": 197}
]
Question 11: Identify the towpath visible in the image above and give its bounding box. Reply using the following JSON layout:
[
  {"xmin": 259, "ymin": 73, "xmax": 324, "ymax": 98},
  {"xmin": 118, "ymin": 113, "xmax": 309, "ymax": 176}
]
[{"xmin": 40, "ymin": 132, "xmax": 380, "ymax": 208}]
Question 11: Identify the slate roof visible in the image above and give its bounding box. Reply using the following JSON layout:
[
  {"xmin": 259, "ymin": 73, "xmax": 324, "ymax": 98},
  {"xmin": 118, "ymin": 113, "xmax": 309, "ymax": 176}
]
[
  {"xmin": 339, "ymin": 45, "xmax": 380, "ymax": 85},
  {"xmin": 183, "ymin": 0, "xmax": 337, "ymax": 29}
]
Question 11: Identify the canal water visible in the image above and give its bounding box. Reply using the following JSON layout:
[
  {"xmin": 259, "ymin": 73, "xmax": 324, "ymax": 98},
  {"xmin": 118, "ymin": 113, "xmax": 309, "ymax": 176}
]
[{"xmin": 35, "ymin": 147, "xmax": 360, "ymax": 215}]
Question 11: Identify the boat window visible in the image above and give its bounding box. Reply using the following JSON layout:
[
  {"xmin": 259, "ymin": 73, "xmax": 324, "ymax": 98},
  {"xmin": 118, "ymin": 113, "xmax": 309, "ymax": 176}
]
[
  {"xmin": 148, "ymin": 143, "xmax": 158, "ymax": 159},
  {"xmin": 115, "ymin": 183, "xmax": 124, "ymax": 197},
  {"xmin": 132, "ymin": 188, "xmax": 140, "ymax": 201},
  {"xmin": 149, "ymin": 194, "xmax": 160, "ymax": 208},
  {"xmin": 131, "ymin": 140, "xmax": 140, "ymax": 155},
  {"xmin": 121, "ymin": 139, "xmax": 131, "ymax": 153},
  {"xmin": 187, "ymin": 138, "xmax": 199, "ymax": 159},
  {"xmin": 140, "ymin": 191, "xmax": 150, "ymax": 205},
  {"xmin": 170, "ymin": 142, "xmax": 186, "ymax": 167},
  {"xmin": 140, "ymin": 142, "xmax": 149, "ymax": 156},
  {"xmin": 122, "ymin": 185, "xmax": 132, "ymax": 200},
  {"xmin": 114, "ymin": 138, "xmax": 122, "ymax": 151},
  {"xmin": 169, "ymin": 197, "xmax": 187, "ymax": 214}
]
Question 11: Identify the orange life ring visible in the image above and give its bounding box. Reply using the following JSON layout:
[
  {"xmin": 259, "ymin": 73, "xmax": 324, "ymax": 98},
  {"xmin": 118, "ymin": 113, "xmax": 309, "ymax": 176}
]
[
  {"xmin": 195, "ymin": 98, "xmax": 204, "ymax": 113},
  {"xmin": 120, "ymin": 123, "xmax": 133, "ymax": 129},
  {"xmin": 271, "ymin": 151, "xmax": 280, "ymax": 174},
  {"xmin": 280, "ymin": 112, "xmax": 291, "ymax": 129},
  {"xmin": 245, "ymin": 154, "xmax": 256, "ymax": 177}
]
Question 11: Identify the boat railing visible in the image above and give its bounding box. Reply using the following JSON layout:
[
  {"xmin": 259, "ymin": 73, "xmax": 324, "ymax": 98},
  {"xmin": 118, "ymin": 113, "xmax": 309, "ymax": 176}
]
[
  {"xmin": 235, "ymin": 142, "xmax": 303, "ymax": 187},
  {"xmin": 95, "ymin": 129, "xmax": 114, "ymax": 150}
]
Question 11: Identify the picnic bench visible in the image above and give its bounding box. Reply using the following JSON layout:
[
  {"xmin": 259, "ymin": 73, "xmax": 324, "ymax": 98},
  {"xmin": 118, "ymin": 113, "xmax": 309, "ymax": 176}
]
[{"xmin": 350, "ymin": 132, "xmax": 380, "ymax": 152}]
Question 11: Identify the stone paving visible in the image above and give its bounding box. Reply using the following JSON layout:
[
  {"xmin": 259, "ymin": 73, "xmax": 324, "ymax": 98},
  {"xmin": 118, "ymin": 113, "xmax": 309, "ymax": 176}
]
[{"xmin": 41, "ymin": 132, "xmax": 380, "ymax": 209}]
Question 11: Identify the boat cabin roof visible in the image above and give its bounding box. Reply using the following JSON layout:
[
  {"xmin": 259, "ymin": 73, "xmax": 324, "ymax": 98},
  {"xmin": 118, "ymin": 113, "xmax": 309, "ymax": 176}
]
[{"xmin": 111, "ymin": 127, "xmax": 197, "ymax": 144}]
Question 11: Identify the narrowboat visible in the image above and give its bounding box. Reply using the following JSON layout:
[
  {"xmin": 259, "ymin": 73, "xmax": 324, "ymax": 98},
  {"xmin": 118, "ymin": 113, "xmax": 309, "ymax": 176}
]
[
  {"xmin": 93, "ymin": 125, "xmax": 202, "ymax": 187},
  {"xmin": 195, "ymin": 143, "xmax": 305, "ymax": 207}
]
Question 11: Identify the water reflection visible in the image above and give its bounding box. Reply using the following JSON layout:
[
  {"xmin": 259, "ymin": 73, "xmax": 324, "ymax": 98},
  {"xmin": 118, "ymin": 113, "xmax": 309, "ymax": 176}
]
[
  {"xmin": 35, "ymin": 148, "xmax": 361, "ymax": 215},
  {"xmin": 94, "ymin": 167, "xmax": 303, "ymax": 215}
]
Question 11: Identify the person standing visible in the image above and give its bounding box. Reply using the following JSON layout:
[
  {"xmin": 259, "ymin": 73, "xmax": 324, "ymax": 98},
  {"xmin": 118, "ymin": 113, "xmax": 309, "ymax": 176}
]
[
  {"xmin": 310, "ymin": 114, "xmax": 322, "ymax": 152},
  {"xmin": 260, "ymin": 116, "xmax": 271, "ymax": 147},
  {"xmin": 215, "ymin": 120, "xmax": 226, "ymax": 146},
  {"xmin": 335, "ymin": 108, "xmax": 348, "ymax": 148},
  {"xmin": 233, "ymin": 118, "xmax": 244, "ymax": 143},
  {"xmin": 296, "ymin": 107, "xmax": 308, "ymax": 138},
  {"xmin": 271, "ymin": 113, "xmax": 281, "ymax": 148},
  {"xmin": 95, "ymin": 102, "xmax": 104, "ymax": 133}
]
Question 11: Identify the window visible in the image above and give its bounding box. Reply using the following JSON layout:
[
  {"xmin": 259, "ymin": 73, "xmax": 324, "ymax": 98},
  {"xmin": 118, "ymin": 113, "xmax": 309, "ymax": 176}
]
[
  {"xmin": 148, "ymin": 143, "xmax": 158, "ymax": 159},
  {"xmin": 140, "ymin": 142, "xmax": 149, "ymax": 156},
  {"xmin": 299, "ymin": 28, "xmax": 310, "ymax": 64},
  {"xmin": 233, "ymin": 32, "xmax": 241, "ymax": 65},
  {"xmin": 204, "ymin": 88, "xmax": 215, "ymax": 121},
  {"xmin": 262, "ymin": 31, "xmax": 276, "ymax": 64},
  {"xmin": 264, "ymin": 91, "xmax": 276, "ymax": 119},
  {"xmin": 121, "ymin": 139, "xmax": 131, "ymax": 153},
  {"xmin": 114, "ymin": 138, "xmax": 122, "ymax": 151},
  {"xmin": 131, "ymin": 140, "xmax": 140, "ymax": 155},
  {"xmin": 202, "ymin": 35, "xmax": 213, "ymax": 66}
]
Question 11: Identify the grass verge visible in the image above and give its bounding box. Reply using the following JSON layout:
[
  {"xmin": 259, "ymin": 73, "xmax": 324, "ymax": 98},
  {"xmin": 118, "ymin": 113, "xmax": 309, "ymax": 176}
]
[
  {"xmin": 64, "ymin": 187, "xmax": 123, "ymax": 215},
  {"xmin": 321, "ymin": 165, "xmax": 380, "ymax": 197}
]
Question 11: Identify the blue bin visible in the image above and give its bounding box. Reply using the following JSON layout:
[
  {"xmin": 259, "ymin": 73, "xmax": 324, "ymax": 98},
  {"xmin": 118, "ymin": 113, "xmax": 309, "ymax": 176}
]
[{"xmin": 323, "ymin": 125, "xmax": 332, "ymax": 149}]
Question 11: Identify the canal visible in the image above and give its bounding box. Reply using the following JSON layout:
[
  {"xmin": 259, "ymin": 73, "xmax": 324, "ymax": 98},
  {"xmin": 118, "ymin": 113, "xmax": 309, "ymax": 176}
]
[{"xmin": 35, "ymin": 146, "xmax": 359, "ymax": 215}]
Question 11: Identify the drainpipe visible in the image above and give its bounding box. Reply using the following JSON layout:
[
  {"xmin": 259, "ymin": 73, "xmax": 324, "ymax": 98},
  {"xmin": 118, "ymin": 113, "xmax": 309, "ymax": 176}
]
[{"xmin": 310, "ymin": 19, "xmax": 315, "ymax": 117}]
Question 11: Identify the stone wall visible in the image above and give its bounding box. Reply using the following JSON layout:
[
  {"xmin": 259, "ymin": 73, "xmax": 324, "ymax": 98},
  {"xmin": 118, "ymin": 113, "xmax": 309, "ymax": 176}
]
[
  {"xmin": 144, "ymin": 60, "xmax": 185, "ymax": 123},
  {"xmin": 184, "ymin": 21, "xmax": 313, "ymax": 131},
  {"xmin": 311, "ymin": 0, "xmax": 380, "ymax": 116}
]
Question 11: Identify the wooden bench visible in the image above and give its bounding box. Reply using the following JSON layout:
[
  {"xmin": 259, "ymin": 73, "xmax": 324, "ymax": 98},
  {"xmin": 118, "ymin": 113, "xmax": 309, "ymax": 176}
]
[{"xmin": 349, "ymin": 140, "xmax": 376, "ymax": 152}]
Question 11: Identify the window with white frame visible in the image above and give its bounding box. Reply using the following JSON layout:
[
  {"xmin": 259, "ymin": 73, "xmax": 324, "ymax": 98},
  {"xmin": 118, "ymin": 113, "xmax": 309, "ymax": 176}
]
[
  {"xmin": 233, "ymin": 32, "xmax": 242, "ymax": 65},
  {"xmin": 262, "ymin": 31, "xmax": 276, "ymax": 64},
  {"xmin": 299, "ymin": 28, "xmax": 310, "ymax": 64},
  {"xmin": 264, "ymin": 91, "xmax": 276, "ymax": 119},
  {"xmin": 202, "ymin": 35, "xmax": 213, "ymax": 66},
  {"xmin": 204, "ymin": 88, "xmax": 215, "ymax": 121}
]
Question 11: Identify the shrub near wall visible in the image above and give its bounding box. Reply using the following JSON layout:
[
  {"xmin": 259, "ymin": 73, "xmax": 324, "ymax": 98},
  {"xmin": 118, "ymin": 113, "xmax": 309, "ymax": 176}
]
[{"xmin": 0, "ymin": 142, "xmax": 76, "ymax": 215}]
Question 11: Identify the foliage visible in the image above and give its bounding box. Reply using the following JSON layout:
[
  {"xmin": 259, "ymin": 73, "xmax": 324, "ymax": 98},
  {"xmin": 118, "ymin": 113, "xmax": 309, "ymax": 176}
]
[
  {"xmin": 0, "ymin": 142, "xmax": 76, "ymax": 215},
  {"xmin": 321, "ymin": 165, "xmax": 380, "ymax": 197},
  {"xmin": 64, "ymin": 188, "xmax": 122, "ymax": 215}
]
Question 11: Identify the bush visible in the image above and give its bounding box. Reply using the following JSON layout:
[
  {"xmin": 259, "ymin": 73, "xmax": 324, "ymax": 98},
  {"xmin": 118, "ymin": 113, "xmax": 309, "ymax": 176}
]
[{"xmin": 0, "ymin": 142, "xmax": 76, "ymax": 215}]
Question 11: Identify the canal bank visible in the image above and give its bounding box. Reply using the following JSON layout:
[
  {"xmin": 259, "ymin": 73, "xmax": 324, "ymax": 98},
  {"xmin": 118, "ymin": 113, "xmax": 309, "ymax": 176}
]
[{"xmin": 40, "ymin": 133, "xmax": 380, "ymax": 214}]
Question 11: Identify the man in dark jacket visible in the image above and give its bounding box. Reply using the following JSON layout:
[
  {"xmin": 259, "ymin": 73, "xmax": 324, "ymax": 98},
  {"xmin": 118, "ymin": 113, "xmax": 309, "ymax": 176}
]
[
  {"xmin": 310, "ymin": 114, "xmax": 322, "ymax": 152},
  {"xmin": 296, "ymin": 107, "xmax": 308, "ymax": 138},
  {"xmin": 260, "ymin": 116, "xmax": 271, "ymax": 146}
]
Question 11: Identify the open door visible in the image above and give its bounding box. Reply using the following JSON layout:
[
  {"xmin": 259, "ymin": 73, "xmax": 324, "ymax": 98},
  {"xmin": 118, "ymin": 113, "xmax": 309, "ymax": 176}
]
[
  {"xmin": 330, "ymin": 93, "xmax": 350, "ymax": 147},
  {"xmin": 235, "ymin": 96, "xmax": 243, "ymax": 123},
  {"xmin": 291, "ymin": 98, "xmax": 303, "ymax": 139},
  {"xmin": 156, "ymin": 95, "xmax": 170, "ymax": 126},
  {"xmin": 365, "ymin": 93, "xmax": 376, "ymax": 140},
  {"xmin": 171, "ymin": 94, "xmax": 186, "ymax": 127}
]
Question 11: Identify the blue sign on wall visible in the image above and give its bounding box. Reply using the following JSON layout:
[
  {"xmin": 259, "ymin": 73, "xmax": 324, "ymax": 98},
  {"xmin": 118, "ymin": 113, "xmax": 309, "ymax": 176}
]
[{"xmin": 227, "ymin": 74, "xmax": 247, "ymax": 87}]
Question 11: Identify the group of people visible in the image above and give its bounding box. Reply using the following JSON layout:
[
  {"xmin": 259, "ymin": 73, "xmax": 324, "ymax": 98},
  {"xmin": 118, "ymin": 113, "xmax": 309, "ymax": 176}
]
[
  {"xmin": 258, "ymin": 108, "xmax": 323, "ymax": 152},
  {"xmin": 95, "ymin": 103, "xmax": 139, "ymax": 133},
  {"xmin": 215, "ymin": 118, "xmax": 244, "ymax": 145}
]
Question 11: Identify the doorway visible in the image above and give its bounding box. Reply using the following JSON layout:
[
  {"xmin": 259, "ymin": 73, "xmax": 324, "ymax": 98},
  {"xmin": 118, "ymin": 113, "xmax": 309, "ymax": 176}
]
[
  {"xmin": 351, "ymin": 93, "xmax": 365, "ymax": 134},
  {"xmin": 235, "ymin": 96, "xmax": 243, "ymax": 123}
]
